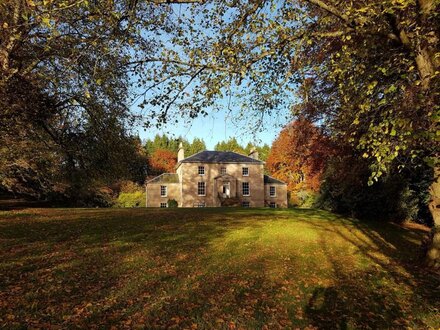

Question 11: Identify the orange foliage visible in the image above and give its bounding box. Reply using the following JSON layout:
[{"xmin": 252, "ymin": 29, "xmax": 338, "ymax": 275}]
[
  {"xmin": 266, "ymin": 119, "xmax": 334, "ymax": 194},
  {"xmin": 149, "ymin": 149, "xmax": 177, "ymax": 174}
]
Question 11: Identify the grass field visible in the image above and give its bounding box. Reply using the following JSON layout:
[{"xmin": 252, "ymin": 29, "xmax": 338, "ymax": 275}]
[{"xmin": 0, "ymin": 207, "xmax": 439, "ymax": 329}]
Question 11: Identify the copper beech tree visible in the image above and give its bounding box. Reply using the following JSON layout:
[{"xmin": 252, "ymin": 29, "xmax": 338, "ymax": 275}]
[
  {"xmin": 149, "ymin": 149, "xmax": 177, "ymax": 175},
  {"xmin": 266, "ymin": 120, "xmax": 334, "ymax": 202}
]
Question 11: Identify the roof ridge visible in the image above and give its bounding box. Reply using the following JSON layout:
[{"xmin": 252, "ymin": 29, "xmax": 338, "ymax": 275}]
[{"xmin": 180, "ymin": 150, "xmax": 263, "ymax": 164}]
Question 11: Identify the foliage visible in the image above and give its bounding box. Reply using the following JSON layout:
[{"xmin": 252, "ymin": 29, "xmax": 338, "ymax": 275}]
[
  {"xmin": 0, "ymin": 0, "xmax": 161, "ymax": 201},
  {"xmin": 214, "ymin": 137, "xmax": 246, "ymax": 154},
  {"xmin": 214, "ymin": 138, "xmax": 271, "ymax": 161},
  {"xmin": 266, "ymin": 119, "xmax": 334, "ymax": 205},
  {"xmin": 149, "ymin": 149, "xmax": 177, "ymax": 175},
  {"xmin": 186, "ymin": 137, "xmax": 207, "ymax": 157},
  {"xmin": 0, "ymin": 207, "xmax": 438, "ymax": 328},
  {"xmin": 114, "ymin": 181, "xmax": 146, "ymax": 208},
  {"xmin": 317, "ymin": 151, "xmax": 433, "ymax": 224},
  {"xmin": 167, "ymin": 199, "xmax": 178, "ymax": 208},
  {"xmin": 144, "ymin": 134, "xmax": 206, "ymax": 158},
  {"xmin": 115, "ymin": 192, "xmax": 146, "ymax": 208}
]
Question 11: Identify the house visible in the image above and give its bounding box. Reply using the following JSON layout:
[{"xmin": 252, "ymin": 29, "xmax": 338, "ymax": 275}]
[{"xmin": 145, "ymin": 143, "xmax": 288, "ymax": 208}]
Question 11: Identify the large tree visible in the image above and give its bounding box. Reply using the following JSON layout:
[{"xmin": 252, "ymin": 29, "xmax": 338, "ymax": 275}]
[
  {"xmin": 267, "ymin": 119, "xmax": 334, "ymax": 195},
  {"xmin": 0, "ymin": 0, "xmax": 176, "ymax": 199},
  {"xmin": 140, "ymin": 0, "xmax": 439, "ymax": 267}
]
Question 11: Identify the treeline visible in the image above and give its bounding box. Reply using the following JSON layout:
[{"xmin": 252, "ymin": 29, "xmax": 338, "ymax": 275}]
[{"xmin": 214, "ymin": 138, "xmax": 271, "ymax": 162}]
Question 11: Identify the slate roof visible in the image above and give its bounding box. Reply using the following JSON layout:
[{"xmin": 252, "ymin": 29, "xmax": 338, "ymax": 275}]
[
  {"xmin": 264, "ymin": 175, "xmax": 286, "ymax": 185},
  {"xmin": 146, "ymin": 173, "xmax": 180, "ymax": 184},
  {"xmin": 180, "ymin": 151, "xmax": 263, "ymax": 164}
]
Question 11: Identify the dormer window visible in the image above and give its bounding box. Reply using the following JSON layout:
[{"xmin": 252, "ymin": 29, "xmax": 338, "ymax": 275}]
[
  {"xmin": 242, "ymin": 167, "xmax": 249, "ymax": 176},
  {"xmin": 198, "ymin": 166, "xmax": 205, "ymax": 175}
]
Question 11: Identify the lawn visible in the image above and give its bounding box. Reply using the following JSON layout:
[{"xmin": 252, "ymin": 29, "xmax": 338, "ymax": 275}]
[{"xmin": 0, "ymin": 208, "xmax": 439, "ymax": 329}]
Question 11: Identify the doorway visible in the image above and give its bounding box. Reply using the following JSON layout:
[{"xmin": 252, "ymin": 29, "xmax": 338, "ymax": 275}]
[{"xmin": 222, "ymin": 182, "xmax": 230, "ymax": 198}]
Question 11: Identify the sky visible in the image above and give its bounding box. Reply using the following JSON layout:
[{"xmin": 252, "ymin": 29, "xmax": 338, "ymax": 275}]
[{"xmin": 135, "ymin": 103, "xmax": 291, "ymax": 150}]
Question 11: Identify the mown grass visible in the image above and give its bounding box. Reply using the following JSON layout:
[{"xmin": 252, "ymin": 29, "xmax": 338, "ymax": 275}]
[{"xmin": 0, "ymin": 207, "xmax": 439, "ymax": 329}]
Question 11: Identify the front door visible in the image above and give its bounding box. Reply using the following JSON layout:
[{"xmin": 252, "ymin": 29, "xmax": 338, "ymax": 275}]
[{"xmin": 222, "ymin": 183, "xmax": 230, "ymax": 198}]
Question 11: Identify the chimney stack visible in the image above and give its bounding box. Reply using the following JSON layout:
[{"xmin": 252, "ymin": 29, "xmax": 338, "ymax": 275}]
[
  {"xmin": 178, "ymin": 142, "xmax": 185, "ymax": 162},
  {"xmin": 248, "ymin": 148, "xmax": 259, "ymax": 160}
]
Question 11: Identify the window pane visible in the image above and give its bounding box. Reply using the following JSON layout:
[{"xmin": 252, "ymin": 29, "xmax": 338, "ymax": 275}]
[
  {"xmin": 242, "ymin": 167, "xmax": 249, "ymax": 176},
  {"xmin": 198, "ymin": 166, "xmax": 205, "ymax": 175},
  {"xmin": 160, "ymin": 186, "xmax": 167, "ymax": 197},
  {"xmin": 270, "ymin": 186, "xmax": 276, "ymax": 197},
  {"xmin": 198, "ymin": 182, "xmax": 206, "ymax": 195},
  {"xmin": 242, "ymin": 182, "xmax": 250, "ymax": 196}
]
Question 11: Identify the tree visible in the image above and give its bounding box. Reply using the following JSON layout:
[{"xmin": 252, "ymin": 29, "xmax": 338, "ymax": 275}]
[
  {"xmin": 214, "ymin": 138, "xmax": 246, "ymax": 154},
  {"xmin": 187, "ymin": 137, "xmax": 207, "ymax": 156},
  {"xmin": 149, "ymin": 149, "xmax": 177, "ymax": 174},
  {"xmin": 0, "ymin": 0, "xmax": 177, "ymax": 200},
  {"xmin": 141, "ymin": 0, "xmax": 439, "ymax": 267},
  {"xmin": 267, "ymin": 119, "xmax": 334, "ymax": 203},
  {"xmin": 245, "ymin": 142, "xmax": 271, "ymax": 162}
]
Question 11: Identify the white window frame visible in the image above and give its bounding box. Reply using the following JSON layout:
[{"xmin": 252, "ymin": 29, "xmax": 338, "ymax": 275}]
[
  {"xmin": 160, "ymin": 202, "xmax": 168, "ymax": 208},
  {"xmin": 269, "ymin": 186, "xmax": 276, "ymax": 197},
  {"xmin": 198, "ymin": 182, "xmax": 206, "ymax": 196},
  {"xmin": 242, "ymin": 182, "xmax": 250, "ymax": 196},
  {"xmin": 160, "ymin": 185, "xmax": 167, "ymax": 197},
  {"xmin": 198, "ymin": 166, "xmax": 205, "ymax": 176},
  {"xmin": 242, "ymin": 167, "xmax": 249, "ymax": 176},
  {"xmin": 220, "ymin": 167, "xmax": 227, "ymax": 175},
  {"xmin": 242, "ymin": 201, "xmax": 250, "ymax": 208}
]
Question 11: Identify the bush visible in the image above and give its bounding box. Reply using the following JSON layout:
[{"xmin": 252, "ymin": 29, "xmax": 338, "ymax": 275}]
[
  {"xmin": 168, "ymin": 199, "xmax": 178, "ymax": 208},
  {"xmin": 114, "ymin": 191, "xmax": 146, "ymax": 208},
  {"xmin": 113, "ymin": 181, "xmax": 146, "ymax": 208}
]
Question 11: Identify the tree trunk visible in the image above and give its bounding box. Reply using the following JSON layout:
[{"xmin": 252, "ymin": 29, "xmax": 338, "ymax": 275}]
[
  {"xmin": 414, "ymin": 0, "xmax": 440, "ymax": 268},
  {"xmin": 426, "ymin": 168, "xmax": 440, "ymax": 268}
]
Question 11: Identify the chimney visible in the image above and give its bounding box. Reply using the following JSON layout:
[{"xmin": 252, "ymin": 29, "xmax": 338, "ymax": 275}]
[
  {"xmin": 248, "ymin": 148, "xmax": 259, "ymax": 160},
  {"xmin": 178, "ymin": 142, "xmax": 185, "ymax": 162}
]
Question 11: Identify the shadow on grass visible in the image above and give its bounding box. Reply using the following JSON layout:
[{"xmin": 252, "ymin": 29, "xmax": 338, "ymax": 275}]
[
  {"xmin": 304, "ymin": 215, "xmax": 440, "ymax": 329},
  {"xmin": 0, "ymin": 207, "xmax": 439, "ymax": 328}
]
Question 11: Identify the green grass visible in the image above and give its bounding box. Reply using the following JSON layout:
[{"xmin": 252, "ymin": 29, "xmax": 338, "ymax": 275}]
[{"xmin": 0, "ymin": 208, "xmax": 439, "ymax": 329}]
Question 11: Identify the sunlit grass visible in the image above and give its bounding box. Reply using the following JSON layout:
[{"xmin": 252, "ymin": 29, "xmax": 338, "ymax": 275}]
[{"xmin": 0, "ymin": 207, "xmax": 438, "ymax": 329}]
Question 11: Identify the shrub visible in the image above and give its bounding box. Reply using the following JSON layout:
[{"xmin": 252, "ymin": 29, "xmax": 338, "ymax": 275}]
[
  {"xmin": 168, "ymin": 199, "xmax": 178, "ymax": 208},
  {"xmin": 114, "ymin": 191, "xmax": 146, "ymax": 208},
  {"xmin": 113, "ymin": 181, "xmax": 145, "ymax": 208}
]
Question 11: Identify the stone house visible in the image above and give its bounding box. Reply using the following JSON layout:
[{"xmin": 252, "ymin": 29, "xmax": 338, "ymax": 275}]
[{"xmin": 145, "ymin": 144, "xmax": 287, "ymax": 208}]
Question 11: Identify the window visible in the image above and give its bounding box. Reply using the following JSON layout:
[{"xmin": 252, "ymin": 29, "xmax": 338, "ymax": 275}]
[
  {"xmin": 198, "ymin": 166, "xmax": 205, "ymax": 175},
  {"xmin": 242, "ymin": 182, "xmax": 250, "ymax": 196},
  {"xmin": 269, "ymin": 202, "xmax": 276, "ymax": 208},
  {"xmin": 195, "ymin": 202, "xmax": 205, "ymax": 208},
  {"xmin": 160, "ymin": 185, "xmax": 167, "ymax": 197},
  {"xmin": 242, "ymin": 201, "xmax": 250, "ymax": 208},
  {"xmin": 198, "ymin": 182, "xmax": 206, "ymax": 196},
  {"xmin": 160, "ymin": 202, "xmax": 168, "ymax": 208},
  {"xmin": 269, "ymin": 186, "xmax": 276, "ymax": 197},
  {"xmin": 220, "ymin": 167, "xmax": 227, "ymax": 175},
  {"xmin": 242, "ymin": 167, "xmax": 249, "ymax": 176}
]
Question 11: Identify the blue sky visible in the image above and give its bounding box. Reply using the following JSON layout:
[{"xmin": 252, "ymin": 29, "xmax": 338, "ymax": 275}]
[{"xmin": 135, "ymin": 104, "xmax": 291, "ymax": 149}]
